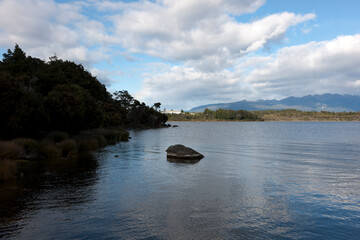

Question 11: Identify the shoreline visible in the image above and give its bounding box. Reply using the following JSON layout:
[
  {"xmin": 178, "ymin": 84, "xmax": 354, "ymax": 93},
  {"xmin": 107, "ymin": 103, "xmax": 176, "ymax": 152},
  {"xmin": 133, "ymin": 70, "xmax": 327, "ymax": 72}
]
[
  {"xmin": 167, "ymin": 119, "xmax": 360, "ymax": 122},
  {"xmin": 0, "ymin": 124, "xmax": 171, "ymax": 182},
  {"xmin": 166, "ymin": 109, "xmax": 360, "ymax": 122}
]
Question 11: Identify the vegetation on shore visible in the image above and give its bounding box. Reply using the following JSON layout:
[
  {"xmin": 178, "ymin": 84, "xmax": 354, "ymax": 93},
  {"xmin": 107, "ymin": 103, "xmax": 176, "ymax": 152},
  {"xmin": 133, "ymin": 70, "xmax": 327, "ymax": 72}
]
[
  {"xmin": 0, "ymin": 45, "xmax": 167, "ymax": 140},
  {"xmin": 255, "ymin": 109, "xmax": 360, "ymax": 121},
  {"xmin": 167, "ymin": 108, "xmax": 262, "ymax": 121},
  {"xmin": 0, "ymin": 45, "xmax": 167, "ymax": 181},
  {"xmin": 0, "ymin": 129, "xmax": 129, "ymax": 181},
  {"xmin": 167, "ymin": 108, "xmax": 360, "ymax": 122}
]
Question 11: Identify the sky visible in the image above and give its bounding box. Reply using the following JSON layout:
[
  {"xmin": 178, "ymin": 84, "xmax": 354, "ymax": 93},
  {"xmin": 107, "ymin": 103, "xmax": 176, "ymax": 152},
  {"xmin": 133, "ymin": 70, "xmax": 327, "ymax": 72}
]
[{"xmin": 1, "ymin": 0, "xmax": 360, "ymax": 110}]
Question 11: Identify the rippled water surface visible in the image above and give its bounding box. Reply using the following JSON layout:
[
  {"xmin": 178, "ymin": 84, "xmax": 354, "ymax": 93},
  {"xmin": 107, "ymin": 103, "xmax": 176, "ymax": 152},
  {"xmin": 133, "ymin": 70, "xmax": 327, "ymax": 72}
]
[{"xmin": 1, "ymin": 122, "xmax": 360, "ymax": 239}]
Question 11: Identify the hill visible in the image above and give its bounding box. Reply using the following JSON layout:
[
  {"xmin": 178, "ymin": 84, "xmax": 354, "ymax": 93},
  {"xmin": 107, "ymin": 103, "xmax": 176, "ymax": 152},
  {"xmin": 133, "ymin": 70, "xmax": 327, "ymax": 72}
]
[
  {"xmin": 189, "ymin": 94, "xmax": 360, "ymax": 112},
  {"xmin": 0, "ymin": 45, "xmax": 167, "ymax": 139}
]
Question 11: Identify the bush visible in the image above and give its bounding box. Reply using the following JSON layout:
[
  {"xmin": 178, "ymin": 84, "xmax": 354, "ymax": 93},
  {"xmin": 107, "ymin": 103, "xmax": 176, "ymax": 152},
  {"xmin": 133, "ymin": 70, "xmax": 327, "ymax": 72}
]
[
  {"xmin": 77, "ymin": 138, "xmax": 99, "ymax": 153},
  {"xmin": 0, "ymin": 141, "xmax": 22, "ymax": 160},
  {"xmin": 98, "ymin": 136, "xmax": 107, "ymax": 148},
  {"xmin": 39, "ymin": 140, "xmax": 61, "ymax": 159},
  {"xmin": 60, "ymin": 139, "xmax": 77, "ymax": 158},
  {"xmin": 77, "ymin": 128, "xmax": 128, "ymax": 146},
  {"xmin": 13, "ymin": 138, "xmax": 38, "ymax": 151},
  {"xmin": 120, "ymin": 131, "xmax": 129, "ymax": 141},
  {"xmin": 0, "ymin": 159, "xmax": 17, "ymax": 181},
  {"xmin": 87, "ymin": 138, "xmax": 99, "ymax": 151}
]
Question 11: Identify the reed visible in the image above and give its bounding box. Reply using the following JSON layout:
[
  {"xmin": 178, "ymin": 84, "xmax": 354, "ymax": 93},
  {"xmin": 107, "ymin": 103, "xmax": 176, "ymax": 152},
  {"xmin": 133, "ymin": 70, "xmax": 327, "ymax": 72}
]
[
  {"xmin": 13, "ymin": 138, "xmax": 38, "ymax": 151},
  {"xmin": 0, "ymin": 159, "xmax": 17, "ymax": 181},
  {"xmin": 98, "ymin": 136, "xmax": 107, "ymax": 148},
  {"xmin": 60, "ymin": 139, "xmax": 77, "ymax": 158},
  {"xmin": 0, "ymin": 127, "xmax": 129, "ymax": 164},
  {"xmin": 38, "ymin": 140, "xmax": 61, "ymax": 159},
  {"xmin": 0, "ymin": 141, "xmax": 22, "ymax": 160},
  {"xmin": 76, "ymin": 128, "xmax": 128, "ymax": 146}
]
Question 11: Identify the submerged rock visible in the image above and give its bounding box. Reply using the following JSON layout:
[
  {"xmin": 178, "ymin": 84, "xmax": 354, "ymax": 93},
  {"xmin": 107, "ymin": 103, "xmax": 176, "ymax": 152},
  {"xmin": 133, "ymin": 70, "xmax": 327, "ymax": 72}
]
[{"xmin": 166, "ymin": 144, "xmax": 204, "ymax": 163}]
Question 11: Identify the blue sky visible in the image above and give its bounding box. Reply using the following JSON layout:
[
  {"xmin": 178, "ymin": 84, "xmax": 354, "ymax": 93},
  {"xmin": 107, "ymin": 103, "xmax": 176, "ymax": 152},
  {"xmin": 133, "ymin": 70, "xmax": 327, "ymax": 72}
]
[{"xmin": 1, "ymin": 0, "xmax": 360, "ymax": 110}]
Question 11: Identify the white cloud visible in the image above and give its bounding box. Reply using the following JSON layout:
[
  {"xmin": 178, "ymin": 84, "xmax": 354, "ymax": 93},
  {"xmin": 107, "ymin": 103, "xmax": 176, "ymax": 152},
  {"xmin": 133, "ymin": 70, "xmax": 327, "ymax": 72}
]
[
  {"xmin": 5, "ymin": 0, "xmax": 354, "ymax": 111},
  {"xmin": 108, "ymin": 0, "xmax": 315, "ymax": 70},
  {"xmin": 244, "ymin": 34, "xmax": 360, "ymax": 96},
  {"xmin": 351, "ymin": 80, "xmax": 360, "ymax": 87},
  {"xmin": 0, "ymin": 0, "xmax": 111, "ymax": 66},
  {"xmin": 90, "ymin": 68, "xmax": 116, "ymax": 86},
  {"xmin": 136, "ymin": 65, "xmax": 252, "ymax": 110},
  {"xmin": 137, "ymin": 34, "xmax": 360, "ymax": 110}
]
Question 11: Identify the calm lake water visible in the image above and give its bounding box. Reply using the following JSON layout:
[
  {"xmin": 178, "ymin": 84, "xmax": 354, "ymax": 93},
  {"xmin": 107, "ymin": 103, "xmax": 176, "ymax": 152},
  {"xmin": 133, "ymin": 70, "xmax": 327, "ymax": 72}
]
[{"xmin": 1, "ymin": 122, "xmax": 360, "ymax": 239}]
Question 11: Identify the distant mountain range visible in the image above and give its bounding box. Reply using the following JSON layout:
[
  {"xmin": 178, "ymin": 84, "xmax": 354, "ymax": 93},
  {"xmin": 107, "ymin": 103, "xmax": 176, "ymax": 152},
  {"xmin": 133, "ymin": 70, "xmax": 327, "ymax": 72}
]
[{"xmin": 189, "ymin": 94, "xmax": 360, "ymax": 112}]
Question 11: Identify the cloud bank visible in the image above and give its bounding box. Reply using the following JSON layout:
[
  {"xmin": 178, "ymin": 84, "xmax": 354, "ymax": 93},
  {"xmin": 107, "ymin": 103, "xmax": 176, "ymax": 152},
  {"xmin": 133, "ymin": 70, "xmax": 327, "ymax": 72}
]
[
  {"xmin": 138, "ymin": 34, "xmax": 360, "ymax": 109},
  {"xmin": 1, "ymin": 0, "xmax": 359, "ymax": 110},
  {"xmin": 108, "ymin": 0, "xmax": 314, "ymax": 70}
]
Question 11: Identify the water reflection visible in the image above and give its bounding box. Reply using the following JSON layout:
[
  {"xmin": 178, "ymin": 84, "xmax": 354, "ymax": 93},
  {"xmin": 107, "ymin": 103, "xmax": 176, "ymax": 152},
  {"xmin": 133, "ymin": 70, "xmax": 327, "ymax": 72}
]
[
  {"xmin": 167, "ymin": 158, "xmax": 201, "ymax": 164},
  {"xmin": 1, "ymin": 122, "xmax": 360, "ymax": 239},
  {"xmin": 0, "ymin": 154, "xmax": 99, "ymax": 239}
]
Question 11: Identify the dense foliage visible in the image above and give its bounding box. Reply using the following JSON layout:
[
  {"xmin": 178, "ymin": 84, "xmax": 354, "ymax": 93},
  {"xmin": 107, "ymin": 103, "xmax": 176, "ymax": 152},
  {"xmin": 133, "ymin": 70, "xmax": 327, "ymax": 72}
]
[
  {"xmin": 0, "ymin": 45, "xmax": 167, "ymax": 139},
  {"xmin": 167, "ymin": 108, "xmax": 262, "ymax": 121}
]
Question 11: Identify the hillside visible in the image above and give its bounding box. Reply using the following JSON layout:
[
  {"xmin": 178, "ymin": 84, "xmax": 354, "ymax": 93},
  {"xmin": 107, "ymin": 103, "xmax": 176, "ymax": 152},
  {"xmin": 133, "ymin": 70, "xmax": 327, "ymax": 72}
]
[
  {"xmin": 190, "ymin": 94, "xmax": 360, "ymax": 112},
  {"xmin": 0, "ymin": 45, "xmax": 167, "ymax": 139}
]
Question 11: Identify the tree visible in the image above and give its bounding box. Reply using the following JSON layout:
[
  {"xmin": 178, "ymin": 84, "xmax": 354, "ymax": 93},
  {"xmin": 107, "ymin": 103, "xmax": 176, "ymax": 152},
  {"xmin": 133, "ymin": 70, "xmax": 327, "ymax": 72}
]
[
  {"xmin": 0, "ymin": 44, "xmax": 31, "ymax": 76},
  {"xmin": 2, "ymin": 44, "xmax": 26, "ymax": 65},
  {"xmin": 113, "ymin": 90, "xmax": 134, "ymax": 110},
  {"xmin": 0, "ymin": 45, "xmax": 169, "ymax": 138},
  {"xmin": 46, "ymin": 84, "xmax": 103, "ymax": 133},
  {"xmin": 153, "ymin": 102, "xmax": 161, "ymax": 111}
]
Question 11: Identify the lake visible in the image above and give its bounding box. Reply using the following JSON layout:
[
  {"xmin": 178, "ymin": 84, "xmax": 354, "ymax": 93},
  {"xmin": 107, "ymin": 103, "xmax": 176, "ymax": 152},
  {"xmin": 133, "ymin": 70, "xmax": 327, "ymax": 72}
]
[{"xmin": 1, "ymin": 122, "xmax": 360, "ymax": 239}]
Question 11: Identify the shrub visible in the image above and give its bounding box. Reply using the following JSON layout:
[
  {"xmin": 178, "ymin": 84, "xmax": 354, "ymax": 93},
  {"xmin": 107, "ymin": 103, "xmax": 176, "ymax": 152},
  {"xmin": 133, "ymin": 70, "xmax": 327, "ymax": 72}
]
[
  {"xmin": 87, "ymin": 138, "xmax": 99, "ymax": 151},
  {"xmin": 120, "ymin": 131, "xmax": 129, "ymax": 141},
  {"xmin": 99, "ymin": 128, "xmax": 118, "ymax": 144},
  {"xmin": 98, "ymin": 136, "xmax": 107, "ymax": 148},
  {"xmin": 0, "ymin": 159, "xmax": 17, "ymax": 181},
  {"xmin": 13, "ymin": 138, "xmax": 38, "ymax": 151},
  {"xmin": 77, "ymin": 128, "xmax": 128, "ymax": 147},
  {"xmin": 39, "ymin": 140, "xmax": 61, "ymax": 159},
  {"xmin": 77, "ymin": 138, "xmax": 99, "ymax": 152},
  {"xmin": 98, "ymin": 128, "xmax": 128, "ymax": 143},
  {"xmin": 0, "ymin": 141, "xmax": 22, "ymax": 160},
  {"xmin": 60, "ymin": 139, "xmax": 77, "ymax": 158}
]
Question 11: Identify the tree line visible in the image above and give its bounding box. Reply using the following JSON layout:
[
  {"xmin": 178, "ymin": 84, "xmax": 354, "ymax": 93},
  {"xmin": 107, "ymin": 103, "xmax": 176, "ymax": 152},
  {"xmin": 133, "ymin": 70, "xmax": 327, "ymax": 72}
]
[
  {"xmin": 167, "ymin": 108, "xmax": 262, "ymax": 121},
  {"xmin": 0, "ymin": 45, "xmax": 167, "ymax": 139}
]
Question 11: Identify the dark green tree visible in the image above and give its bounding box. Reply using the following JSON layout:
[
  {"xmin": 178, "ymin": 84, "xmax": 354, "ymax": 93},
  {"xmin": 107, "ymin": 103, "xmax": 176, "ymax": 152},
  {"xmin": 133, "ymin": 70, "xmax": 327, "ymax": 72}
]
[
  {"xmin": 153, "ymin": 102, "xmax": 161, "ymax": 111},
  {"xmin": 0, "ymin": 45, "xmax": 168, "ymax": 139},
  {"xmin": 46, "ymin": 84, "xmax": 103, "ymax": 133},
  {"xmin": 113, "ymin": 90, "xmax": 134, "ymax": 110}
]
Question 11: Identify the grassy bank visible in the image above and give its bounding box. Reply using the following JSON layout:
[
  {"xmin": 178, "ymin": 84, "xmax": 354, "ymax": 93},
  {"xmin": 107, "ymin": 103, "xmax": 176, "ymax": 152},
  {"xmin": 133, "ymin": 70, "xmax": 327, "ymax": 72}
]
[
  {"xmin": 167, "ymin": 109, "xmax": 360, "ymax": 122},
  {"xmin": 0, "ymin": 128, "xmax": 129, "ymax": 181},
  {"xmin": 255, "ymin": 109, "xmax": 360, "ymax": 121}
]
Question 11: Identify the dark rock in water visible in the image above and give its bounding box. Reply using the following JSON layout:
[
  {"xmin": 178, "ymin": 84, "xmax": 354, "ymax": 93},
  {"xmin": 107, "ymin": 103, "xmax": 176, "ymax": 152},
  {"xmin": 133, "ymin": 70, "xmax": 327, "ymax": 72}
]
[
  {"xmin": 166, "ymin": 144, "xmax": 204, "ymax": 163},
  {"xmin": 172, "ymin": 125, "xmax": 178, "ymax": 128}
]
